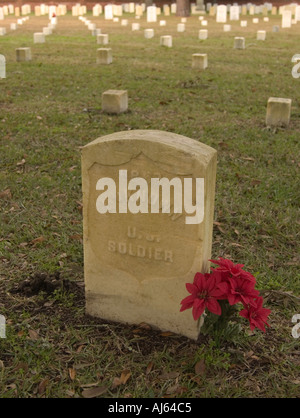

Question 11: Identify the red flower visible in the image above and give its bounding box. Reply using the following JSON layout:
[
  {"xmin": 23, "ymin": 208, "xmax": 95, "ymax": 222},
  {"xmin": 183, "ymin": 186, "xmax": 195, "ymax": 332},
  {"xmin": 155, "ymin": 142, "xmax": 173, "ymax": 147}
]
[
  {"xmin": 210, "ymin": 257, "xmax": 245, "ymax": 277},
  {"xmin": 239, "ymin": 297, "xmax": 271, "ymax": 332},
  {"xmin": 180, "ymin": 271, "xmax": 224, "ymax": 320},
  {"xmin": 225, "ymin": 276, "xmax": 260, "ymax": 306}
]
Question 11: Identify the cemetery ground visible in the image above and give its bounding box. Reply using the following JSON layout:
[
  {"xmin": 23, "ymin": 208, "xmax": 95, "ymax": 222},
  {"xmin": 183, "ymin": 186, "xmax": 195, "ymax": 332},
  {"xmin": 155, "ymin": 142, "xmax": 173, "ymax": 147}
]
[{"xmin": 0, "ymin": 13, "xmax": 299, "ymax": 398}]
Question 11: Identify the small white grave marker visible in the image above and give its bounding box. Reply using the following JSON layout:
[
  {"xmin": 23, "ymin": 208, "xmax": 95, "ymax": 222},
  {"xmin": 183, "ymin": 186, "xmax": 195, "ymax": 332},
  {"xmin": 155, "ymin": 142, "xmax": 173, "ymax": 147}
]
[
  {"xmin": 266, "ymin": 98, "xmax": 292, "ymax": 127},
  {"xmin": 0, "ymin": 54, "xmax": 6, "ymax": 78}
]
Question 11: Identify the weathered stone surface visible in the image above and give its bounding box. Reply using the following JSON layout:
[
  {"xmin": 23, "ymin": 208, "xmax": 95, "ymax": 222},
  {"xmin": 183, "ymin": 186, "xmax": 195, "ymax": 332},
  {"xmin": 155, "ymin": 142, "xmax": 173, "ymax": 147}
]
[
  {"xmin": 16, "ymin": 47, "xmax": 31, "ymax": 62},
  {"xmin": 102, "ymin": 90, "xmax": 128, "ymax": 114},
  {"xmin": 266, "ymin": 97, "xmax": 292, "ymax": 127},
  {"xmin": 81, "ymin": 130, "xmax": 217, "ymax": 340}
]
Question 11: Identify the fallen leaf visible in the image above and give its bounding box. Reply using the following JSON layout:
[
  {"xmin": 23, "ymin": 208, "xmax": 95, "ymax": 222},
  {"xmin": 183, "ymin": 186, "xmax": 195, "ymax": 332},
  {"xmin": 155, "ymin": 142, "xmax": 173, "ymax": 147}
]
[
  {"xmin": 112, "ymin": 369, "xmax": 131, "ymax": 388},
  {"xmin": 82, "ymin": 386, "xmax": 108, "ymax": 398},
  {"xmin": 159, "ymin": 331, "xmax": 174, "ymax": 337},
  {"xmin": 195, "ymin": 359, "xmax": 206, "ymax": 376},
  {"xmin": 28, "ymin": 329, "xmax": 39, "ymax": 341},
  {"xmin": 0, "ymin": 189, "xmax": 12, "ymax": 199},
  {"xmin": 16, "ymin": 158, "xmax": 26, "ymax": 166},
  {"xmin": 158, "ymin": 371, "xmax": 180, "ymax": 380},
  {"xmin": 30, "ymin": 236, "xmax": 45, "ymax": 245},
  {"xmin": 38, "ymin": 378, "xmax": 49, "ymax": 395},
  {"xmin": 69, "ymin": 368, "xmax": 76, "ymax": 381},
  {"xmin": 146, "ymin": 362, "xmax": 154, "ymax": 375},
  {"xmin": 69, "ymin": 234, "xmax": 82, "ymax": 242}
]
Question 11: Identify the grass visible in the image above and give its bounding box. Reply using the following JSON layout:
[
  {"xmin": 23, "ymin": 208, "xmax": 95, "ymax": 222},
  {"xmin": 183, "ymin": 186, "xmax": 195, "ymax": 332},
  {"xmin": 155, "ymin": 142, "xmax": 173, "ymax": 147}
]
[{"xmin": 0, "ymin": 12, "xmax": 299, "ymax": 398}]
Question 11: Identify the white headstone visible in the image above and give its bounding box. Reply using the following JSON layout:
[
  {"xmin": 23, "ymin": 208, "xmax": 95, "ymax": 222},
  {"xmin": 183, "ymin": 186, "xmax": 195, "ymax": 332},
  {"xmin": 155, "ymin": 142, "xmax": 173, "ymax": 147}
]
[
  {"xmin": 147, "ymin": 6, "xmax": 157, "ymax": 22},
  {"xmin": 199, "ymin": 29, "xmax": 208, "ymax": 40},
  {"xmin": 104, "ymin": 4, "xmax": 113, "ymax": 20},
  {"xmin": 216, "ymin": 5, "xmax": 227, "ymax": 23},
  {"xmin": 282, "ymin": 10, "xmax": 292, "ymax": 28},
  {"xmin": 0, "ymin": 54, "xmax": 6, "ymax": 78},
  {"xmin": 230, "ymin": 5, "xmax": 240, "ymax": 20}
]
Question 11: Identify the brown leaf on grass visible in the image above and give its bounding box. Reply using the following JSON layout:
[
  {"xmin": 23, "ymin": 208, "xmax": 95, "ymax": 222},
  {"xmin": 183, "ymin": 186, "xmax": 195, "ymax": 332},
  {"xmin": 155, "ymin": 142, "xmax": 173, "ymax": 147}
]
[
  {"xmin": 146, "ymin": 362, "xmax": 154, "ymax": 375},
  {"xmin": 16, "ymin": 158, "xmax": 26, "ymax": 166},
  {"xmin": 195, "ymin": 359, "xmax": 206, "ymax": 376},
  {"xmin": 69, "ymin": 234, "xmax": 82, "ymax": 242},
  {"xmin": 69, "ymin": 368, "xmax": 76, "ymax": 381},
  {"xmin": 0, "ymin": 189, "xmax": 12, "ymax": 199},
  {"xmin": 30, "ymin": 236, "xmax": 45, "ymax": 246},
  {"xmin": 158, "ymin": 371, "xmax": 180, "ymax": 380},
  {"xmin": 38, "ymin": 378, "xmax": 49, "ymax": 395},
  {"xmin": 112, "ymin": 369, "xmax": 131, "ymax": 388},
  {"xmin": 81, "ymin": 386, "xmax": 108, "ymax": 398},
  {"xmin": 28, "ymin": 329, "xmax": 39, "ymax": 341}
]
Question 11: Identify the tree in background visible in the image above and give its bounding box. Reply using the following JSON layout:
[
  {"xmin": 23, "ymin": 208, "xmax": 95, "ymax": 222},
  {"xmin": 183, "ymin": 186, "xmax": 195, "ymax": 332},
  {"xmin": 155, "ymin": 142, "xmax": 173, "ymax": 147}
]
[{"xmin": 176, "ymin": 0, "xmax": 191, "ymax": 17}]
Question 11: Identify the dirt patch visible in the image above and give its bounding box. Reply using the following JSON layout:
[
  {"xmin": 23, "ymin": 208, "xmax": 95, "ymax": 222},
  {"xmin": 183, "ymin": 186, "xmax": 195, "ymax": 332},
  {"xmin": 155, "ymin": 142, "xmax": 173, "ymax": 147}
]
[{"xmin": 11, "ymin": 271, "xmax": 83, "ymax": 297}]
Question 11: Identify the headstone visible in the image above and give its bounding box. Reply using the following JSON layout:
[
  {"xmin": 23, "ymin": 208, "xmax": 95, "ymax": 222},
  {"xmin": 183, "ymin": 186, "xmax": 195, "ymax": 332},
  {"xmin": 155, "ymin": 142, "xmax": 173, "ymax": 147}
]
[
  {"xmin": 121, "ymin": 19, "xmax": 128, "ymax": 26},
  {"xmin": 252, "ymin": 18, "xmax": 259, "ymax": 23},
  {"xmin": 223, "ymin": 24, "xmax": 231, "ymax": 32},
  {"xmin": 144, "ymin": 29, "xmax": 154, "ymax": 39},
  {"xmin": 132, "ymin": 23, "xmax": 140, "ymax": 31},
  {"xmin": 16, "ymin": 47, "xmax": 31, "ymax": 62},
  {"xmin": 43, "ymin": 27, "xmax": 52, "ymax": 35},
  {"xmin": 192, "ymin": 53, "xmax": 208, "ymax": 70},
  {"xmin": 97, "ymin": 48, "xmax": 113, "ymax": 65},
  {"xmin": 282, "ymin": 10, "xmax": 292, "ymax": 28},
  {"xmin": 230, "ymin": 5, "xmax": 240, "ymax": 20},
  {"xmin": 240, "ymin": 20, "xmax": 247, "ymax": 27},
  {"xmin": 104, "ymin": 4, "xmax": 113, "ymax": 20},
  {"xmin": 159, "ymin": 20, "xmax": 166, "ymax": 26},
  {"xmin": 97, "ymin": 34, "xmax": 109, "ymax": 45},
  {"xmin": 160, "ymin": 35, "xmax": 172, "ymax": 47},
  {"xmin": 272, "ymin": 25, "xmax": 279, "ymax": 32},
  {"xmin": 34, "ymin": 33, "xmax": 45, "ymax": 43},
  {"xmin": 147, "ymin": 6, "xmax": 157, "ymax": 22},
  {"xmin": 10, "ymin": 23, "xmax": 17, "ymax": 30},
  {"xmin": 177, "ymin": 23, "xmax": 185, "ymax": 32},
  {"xmin": 234, "ymin": 37, "xmax": 245, "ymax": 49},
  {"xmin": 81, "ymin": 130, "xmax": 217, "ymax": 340},
  {"xmin": 0, "ymin": 27, "xmax": 6, "ymax": 36},
  {"xmin": 163, "ymin": 5, "xmax": 170, "ymax": 16},
  {"xmin": 15, "ymin": 7, "xmax": 20, "ymax": 17},
  {"xmin": 201, "ymin": 20, "xmax": 208, "ymax": 26},
  {"xmin": 241, "ymin": 5, "xmax": 247, "ymax": 15},
  {"xmin": 257, "ymin": 30, "xmax": 266, "ymax": 41},
  {"xmin": 0, "ymin": 54, "xmax": 6, "ymax": 78},
  {"xmin": 271, "ymin": 6, "xmax": 277, "ymax": 15},
  {"xmin": 216, "ymin": 5, "xmax": 227, "ymax": 23},
  {"xmin": 295, "ymin": 6, "xmax": 300, "ymax": 21},
  {"xmin": 199, "ymin": 29, "xmax": 208, "ymax": 40},
  {"xmin": 181, "ymin": 17, "xmax": 187, "ymax": 23},
  {"xmin": 102, "ymin": 90, "xmax": 128, "ymax": 114},
  {"xmin": 266, "ymin": 98, "xmax": 291, "ymax": 127},
  {"xmin": 0, "ymin": 7, "xmax": 4, "ymax": 20}
]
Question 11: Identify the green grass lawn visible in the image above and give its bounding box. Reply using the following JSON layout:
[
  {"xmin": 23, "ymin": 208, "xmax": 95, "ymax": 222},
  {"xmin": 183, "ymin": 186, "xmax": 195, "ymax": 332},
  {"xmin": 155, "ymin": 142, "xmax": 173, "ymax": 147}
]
[{"xmin": 0, "ymin": 12, "xmax": 299, "ymax": 398}]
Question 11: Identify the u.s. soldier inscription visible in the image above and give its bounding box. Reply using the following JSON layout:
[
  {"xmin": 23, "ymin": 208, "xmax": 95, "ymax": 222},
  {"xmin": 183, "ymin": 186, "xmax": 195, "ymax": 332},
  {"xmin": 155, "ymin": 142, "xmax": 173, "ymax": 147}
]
[{"xmin": 81, "ymin": 130, "xmax": 217, "ymax": 340}]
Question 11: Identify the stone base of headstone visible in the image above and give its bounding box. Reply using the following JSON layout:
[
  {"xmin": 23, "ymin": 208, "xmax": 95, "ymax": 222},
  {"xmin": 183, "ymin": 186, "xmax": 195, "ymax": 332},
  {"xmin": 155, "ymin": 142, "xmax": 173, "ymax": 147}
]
[
  {"xmin": 97, "ymin": 48, "xmax": 112, "ymax": 64},
  {"xmin": 160, "ymin": 35, "xmax": 172, "ymax": 47},
  {"xmin": 266, "ymin": 98, "xmax": 292, "ymax": 127},
  {"xmin": 102, "ymin": 90, "xmax": 128, "ymax": 114},
  {"xmin": 97, "ymin": 34, "xmax": 109, "ymax": 45},
  {"xmin": 144, "ymin": 29, "xmax": 154, "ymax": 39},
  {"xmin": 234, "ymin": 37, "xmax": 245, "ymax": 50},
  {"xmin": 257, "ymin": 30, "xmax": 266, "ymax": 41},
  {"xmin": 199, "ymin": 29, "xmax": 208, "ymax": 40},
  {"xmin": 34, "ymin": 33, "xmax": 45, "ymax": 43},
  {"xmin": 192, "ymin": 53, "xmax": 208, "ymax": 70},
  {"xmin": 16, "ymin": 47, "xmax": 31, "ymax": 62}
]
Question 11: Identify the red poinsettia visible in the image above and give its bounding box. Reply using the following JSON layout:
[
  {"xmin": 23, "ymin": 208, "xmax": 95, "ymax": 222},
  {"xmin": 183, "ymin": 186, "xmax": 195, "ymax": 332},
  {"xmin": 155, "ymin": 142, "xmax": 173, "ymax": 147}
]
[
  {"xmin": 180, "ymin": 257, "xmax": 271, "ymax": 333},
  {"xmin": 210, "ymin": 257, "xmax": 256, "ymax": 284},
  {"xmin": 180, "ymin": 271, "xmax": 224, "ymax": 320},
  {"xmin": 218, "ymin": 276, "xmax": 260, "ymax": 306},
  {"xmin": 239, "ymin": 297, "xmax": 271, "ymax": 332}
]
